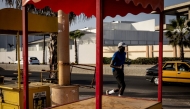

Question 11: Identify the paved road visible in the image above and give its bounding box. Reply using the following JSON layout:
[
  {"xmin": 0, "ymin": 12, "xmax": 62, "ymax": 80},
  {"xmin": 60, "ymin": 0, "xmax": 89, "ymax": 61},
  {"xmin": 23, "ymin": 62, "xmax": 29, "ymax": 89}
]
[
  {"xmin": 72, "ymin": 73, "xmax": 190, "ymax": 109},
  {"xmin": 1, "ymin": 70, "xmax": 190, "ymax": 109}
]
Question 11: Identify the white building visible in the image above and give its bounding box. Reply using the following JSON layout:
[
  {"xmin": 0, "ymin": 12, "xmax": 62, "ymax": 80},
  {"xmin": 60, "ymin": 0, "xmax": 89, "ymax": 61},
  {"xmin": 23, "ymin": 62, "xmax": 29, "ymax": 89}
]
[
  {"xmin": 0, "ymin": 35, "xmax": 49, "ymax": 64},
  {"xmin": 0, "ymin": 19, "xmax": 190, "ymax": 64},
  {"xmin": 72, "ymin": 19, "xmax": 190, "ymax": 64}
]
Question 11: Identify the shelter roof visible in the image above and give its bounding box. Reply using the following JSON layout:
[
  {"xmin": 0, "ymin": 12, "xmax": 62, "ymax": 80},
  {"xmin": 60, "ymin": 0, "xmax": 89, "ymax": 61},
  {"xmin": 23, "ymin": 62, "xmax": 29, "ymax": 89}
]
[
  {"xmin": 0, "ymin": 8, "xmax": 58, "ymax": 35},
  {"xmin": 23, "ymin": 0, "xmax": 164, "ymax": 18}
]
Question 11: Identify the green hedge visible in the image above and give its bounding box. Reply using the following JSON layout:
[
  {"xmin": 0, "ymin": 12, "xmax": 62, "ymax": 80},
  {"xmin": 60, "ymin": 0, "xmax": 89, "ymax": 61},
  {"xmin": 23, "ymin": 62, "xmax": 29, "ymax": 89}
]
[
  {"xmin": 103, "ymin": 57, "xmax": 112, "ymax": 64},
  {"xmin": 103, "ymin": 57, "xmax": 190, "ymax": 64}
]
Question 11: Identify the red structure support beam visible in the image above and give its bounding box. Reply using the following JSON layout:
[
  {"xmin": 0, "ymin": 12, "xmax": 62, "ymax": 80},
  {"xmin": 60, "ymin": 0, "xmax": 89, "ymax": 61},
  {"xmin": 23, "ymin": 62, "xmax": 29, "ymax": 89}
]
[
  {"xmin": 158, "ymin": 11, "xmax": 164, "ymax": 102},
  {"xmin": 96, "ymin": 0, "xmax": 103, "ymax": 109},
  {"xmin": 22, "ymin": 5, "xmax": 29, "ymax": 109}
]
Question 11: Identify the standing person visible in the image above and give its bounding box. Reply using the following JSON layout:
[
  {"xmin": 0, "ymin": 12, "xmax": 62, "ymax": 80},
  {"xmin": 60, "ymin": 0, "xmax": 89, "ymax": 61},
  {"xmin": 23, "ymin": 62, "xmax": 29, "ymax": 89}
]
[{"xmin": 106, "ymin": 42, "xmax": 126, "ymax": 96}]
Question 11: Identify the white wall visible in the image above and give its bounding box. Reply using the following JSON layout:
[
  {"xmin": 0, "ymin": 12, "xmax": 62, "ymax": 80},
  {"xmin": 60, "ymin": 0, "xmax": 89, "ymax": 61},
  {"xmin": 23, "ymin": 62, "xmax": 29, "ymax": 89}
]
[
  {"xmin": 0, "ymin": 51, "xmax": 48, "ymax": 64},
  {"xmin": 70, "ymin": 45, "xmax": 75, "ymax": 63},
  {"xmin": 103, "ymin": 53, "xmax": 114, "ymax": 57},
  {"xmin": 1, "ymin": 45, "xmax": 190, "ymax": 64},
  {"xmin": 69, "ymin": 32, "xmax": 96, "ymax": 64},
  {"xmin": 0, "ymin": 51, "xmax": 16, "ymax": 63},
  {"xmin": 129, "ymin": 52, "xmax": 146, "ymax": 59},
  {"xmin": 153, "ymin": 45, "xmax": 173, "ymax": 51},
  {"xmin": 128, "ymin": 46, "xmax": 146, "ymax": 59},
  {"xmin": 132, "ymin": 19, "xmax": 155, "ymax": 31},
  {"xmin": 154, "ymin": 52, "xmax": 173, "ymax": 58},
  {"xmin": 70, "ymin": 44, "xmax": 96, "ymax": 64},
  {"xmin": 103, "ymin": 19, "xmax": 155, "ymax": 31},
  {"xmin": 153, "ymin": 45, "xmax": 173, "ymax": 57},
  {"xmin": 103, "ymin": 46, "xmax": 147, "ymax": 59},
  {"xmin": 79, "ymin": 44, "xmax": 96, "ymax": 64},
  {"xmin": 184, "ymin": 47, "xmax": 190, "ymax": 57},
  {"xmin": 128, "ymin": 46, "xmax": 146, "ymax": 51},
  {"xmin": 103, "ymin": 22, "xmax": 132, "ymax": 31},
  {"xmin": 103, "ymin": 30, "xmax": 169, "ymax": 45}
]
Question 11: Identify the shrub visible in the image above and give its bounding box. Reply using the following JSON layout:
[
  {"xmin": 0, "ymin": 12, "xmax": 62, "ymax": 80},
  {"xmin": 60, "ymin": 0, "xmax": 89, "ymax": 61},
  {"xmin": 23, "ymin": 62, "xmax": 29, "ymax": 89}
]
[
  {"xmin": 103, "ymin": 57, "xmax": 112, "ymax": 64},
  {"xmin": 103, "ymin": 57, "xmax": 190, "ymax": 65}
]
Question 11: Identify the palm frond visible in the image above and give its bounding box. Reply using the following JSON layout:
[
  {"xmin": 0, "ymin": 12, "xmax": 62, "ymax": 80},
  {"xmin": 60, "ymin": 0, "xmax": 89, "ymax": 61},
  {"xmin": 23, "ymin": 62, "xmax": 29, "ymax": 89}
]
[
  {"xmin": 169, "ymin": 19, "xmax": 177, "ymax": 30},
  {"xmin": 166, "ymin": 17, "xmax": 190, "ymax": 50},
  {"xmin": 168, "ymin": 39, "xmax": 177, "ymax": 47},
  {"xmin": 2, "ymin": 0, "xmax": 14, "ymax": 7},
  {"xmin": 177, "ymin": 17, "xmax": 185, "ymax": 29},
  {"xmin": 183, "ymin": 40, "xmax": 190, "ymax": 48},
  {"xmin": 186, "ymin": 20, "xmax": 190, "ymax": 27},
  {"xmin": 69, "ymin": 30, "xmax": 85, "ymax": 40},
  {"xmin": 165, "ymin": 31, "xmax": 173, "ymax": 38}
]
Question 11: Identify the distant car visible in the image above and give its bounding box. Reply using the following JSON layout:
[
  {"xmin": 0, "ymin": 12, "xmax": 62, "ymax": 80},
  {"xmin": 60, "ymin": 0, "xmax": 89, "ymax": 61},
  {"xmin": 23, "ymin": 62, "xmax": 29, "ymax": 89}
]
[
  {"xmin": 146, "ymin": 61, "xmax": 190, "ymax": 85},
  {"xmin": 14, "ymin": 57, "xmax": 40, "ymax": 65}
]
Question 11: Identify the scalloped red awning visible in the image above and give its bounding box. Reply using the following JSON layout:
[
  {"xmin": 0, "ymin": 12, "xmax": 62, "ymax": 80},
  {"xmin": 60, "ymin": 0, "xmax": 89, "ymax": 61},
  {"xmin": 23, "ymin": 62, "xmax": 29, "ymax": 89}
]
[{"xmin": 22, "ymin": 0, "xmax": 163, "ymax": 18}]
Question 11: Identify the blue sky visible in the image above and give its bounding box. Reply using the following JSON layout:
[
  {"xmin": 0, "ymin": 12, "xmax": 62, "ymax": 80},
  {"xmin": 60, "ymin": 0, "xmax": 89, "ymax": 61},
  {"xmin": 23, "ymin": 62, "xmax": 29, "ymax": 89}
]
[
  {"xmin": 69, "ymin": 0, "xmax": 190, "ymax": 30},
  {"xmin": 0, "ymin": 0, "xmax": 189, "ymax": 30}
]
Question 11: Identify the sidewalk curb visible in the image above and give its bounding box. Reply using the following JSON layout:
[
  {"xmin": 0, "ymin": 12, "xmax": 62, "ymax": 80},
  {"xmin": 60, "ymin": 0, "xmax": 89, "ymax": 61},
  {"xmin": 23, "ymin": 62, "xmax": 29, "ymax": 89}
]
[{"xmin": 0, "ymin": 64, "xmax": 154, "ymax": 76}]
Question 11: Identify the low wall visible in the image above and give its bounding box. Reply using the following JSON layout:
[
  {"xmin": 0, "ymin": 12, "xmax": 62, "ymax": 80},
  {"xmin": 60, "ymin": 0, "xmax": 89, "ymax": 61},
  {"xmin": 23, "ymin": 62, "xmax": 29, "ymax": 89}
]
[
  {"xmin": 0, "ymin": 64, "xmax": 49, "ymax": 71},
  {"xmin": 0, "ymin": 64, "xmax": 154, "ymax": 76},
  {"xmin": 71, "ymin": 65, "xmax": 153, "ymax": 76}
]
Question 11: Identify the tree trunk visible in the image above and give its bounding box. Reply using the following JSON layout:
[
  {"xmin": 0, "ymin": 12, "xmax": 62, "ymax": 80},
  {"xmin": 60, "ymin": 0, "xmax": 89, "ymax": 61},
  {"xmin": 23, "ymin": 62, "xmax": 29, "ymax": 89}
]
[
  {"xmin": 43, "ymin": 35, "xmax": 45, "ymax": 64},
  {"xmin": 48, "ymin": 33, "xmax": 57, "ymax": 79},
  {"xmin": 74, "ymin": 38, "xmax": 78, "ymax": 64},
  {"xmin": 180, "ymin": 38, "xmax": 184, "ymax": 61},
  {"xmin": 180, "ymin": 45, "xmax": 184, "ymax": 61}
]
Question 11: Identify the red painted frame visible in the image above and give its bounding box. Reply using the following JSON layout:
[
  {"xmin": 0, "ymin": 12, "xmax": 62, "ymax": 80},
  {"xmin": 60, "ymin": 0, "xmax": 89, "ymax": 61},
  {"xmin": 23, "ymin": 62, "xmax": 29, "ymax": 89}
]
[
  {"xmin": 22, "ymin": 6, "xmax": 29, "ymax": 109},
  {"xmin": 22, "ymin": 1, "xmax": 164, "ymax": 109},
  {"xmin": 158, "ymin": 11, "xmax": 164, "ymax": 102},
  {"xmin": 96, "ymin": 0, "xmax": 103, "ymax": 108}
]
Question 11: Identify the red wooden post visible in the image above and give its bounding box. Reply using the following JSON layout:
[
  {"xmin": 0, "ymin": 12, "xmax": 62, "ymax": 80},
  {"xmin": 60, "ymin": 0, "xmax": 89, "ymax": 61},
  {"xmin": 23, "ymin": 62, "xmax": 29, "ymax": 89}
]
[
  {"xmin": 22, "ymin": 5, "xmax": 29, "ymax": 109},
  {"xmin": 158, "ymin": 11, "xmax": 164, "ymax": 102},
  {"xmin": 96, "ymin": 0, "xmax": 103, "ymax": 109}
]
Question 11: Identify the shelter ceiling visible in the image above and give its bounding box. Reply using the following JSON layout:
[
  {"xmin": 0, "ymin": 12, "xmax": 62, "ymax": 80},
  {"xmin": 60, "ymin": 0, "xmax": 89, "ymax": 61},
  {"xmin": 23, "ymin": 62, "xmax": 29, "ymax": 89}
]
[{"xmin": 0, "ymin": 8, "xmax": 58, "ymax": 35}]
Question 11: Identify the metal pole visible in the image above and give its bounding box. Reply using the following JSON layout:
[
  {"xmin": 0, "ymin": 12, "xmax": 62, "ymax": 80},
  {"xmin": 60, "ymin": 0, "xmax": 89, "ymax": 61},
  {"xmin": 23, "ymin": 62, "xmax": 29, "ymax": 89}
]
[
  {"xmin": 16, "ymin": 36, "xmax": 17, "ymax": 61},
  {"xmin": 17, "ymin": 31, "xmax": 21, "ymax": 89},
  {"xmin": 22, "ymin": 5, "xmax": 29, "ymax": 109},
  {"xmin": 41, "ymin": 72, "xmax": 43, "ymax": 85},
  {"xmin": 96, "ymin": 0, "xmax": 103, "ymax": 109},
  {"xmin": 43, "ymin": 35, "xmax": 45, "ymax": 64},
  {"xmin": 158, "ymin": 11, "xmax": 164, "ymax": 102}
]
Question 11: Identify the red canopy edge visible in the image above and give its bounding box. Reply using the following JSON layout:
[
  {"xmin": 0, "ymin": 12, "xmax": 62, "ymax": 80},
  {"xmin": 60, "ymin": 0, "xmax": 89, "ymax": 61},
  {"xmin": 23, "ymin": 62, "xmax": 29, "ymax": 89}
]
[
  {"xmin": 22, "ymin": 0, "xmax": 163, "ymax": 18},
  {"xmin": 21, "ymin": 0, "xmax": 164, "ymax": 109}
]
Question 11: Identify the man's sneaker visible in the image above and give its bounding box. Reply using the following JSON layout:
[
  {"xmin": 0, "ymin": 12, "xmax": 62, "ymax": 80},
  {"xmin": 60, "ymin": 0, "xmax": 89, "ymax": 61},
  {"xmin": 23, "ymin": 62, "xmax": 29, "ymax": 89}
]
[
  {"xmin": 106, "ymin": 90, "xmax": 110, "ymax": 95},
  {"xmin": 118, "ymin": 94, "xmax": 122, "ymax": 97}
]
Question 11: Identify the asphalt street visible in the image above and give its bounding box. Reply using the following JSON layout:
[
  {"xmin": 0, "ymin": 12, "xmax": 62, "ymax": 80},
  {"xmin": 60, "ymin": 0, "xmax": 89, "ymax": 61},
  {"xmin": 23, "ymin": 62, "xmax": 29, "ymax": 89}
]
[
  {"xmin": 72, "ymin": 73, "xmax": 190, "ymax": 109},
  {"xmin": 0, "ymin": 70, "xmax": 190, "ymax": 109}
]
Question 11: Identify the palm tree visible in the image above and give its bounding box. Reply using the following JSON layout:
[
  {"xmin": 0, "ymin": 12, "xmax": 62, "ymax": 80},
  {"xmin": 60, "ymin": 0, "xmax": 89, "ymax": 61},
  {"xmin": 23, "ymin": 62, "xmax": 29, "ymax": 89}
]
[
  {"xmin": 69, "ymin": 30, "xmax": 85, "ymax": 64},
  {"xmin": 48, "ymin": 33, "xmax": 58, "ymax": 78},
  {"xmin": 165, "ymin": 17, "xmax": 190, "ymax": 61}
]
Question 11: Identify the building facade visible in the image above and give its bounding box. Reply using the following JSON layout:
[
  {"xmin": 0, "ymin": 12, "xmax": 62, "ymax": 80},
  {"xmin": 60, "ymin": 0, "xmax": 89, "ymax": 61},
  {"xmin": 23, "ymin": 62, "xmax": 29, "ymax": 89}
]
[{"xmin": 0, "ymin": 19, "xmax": 190, "ymax": 64}]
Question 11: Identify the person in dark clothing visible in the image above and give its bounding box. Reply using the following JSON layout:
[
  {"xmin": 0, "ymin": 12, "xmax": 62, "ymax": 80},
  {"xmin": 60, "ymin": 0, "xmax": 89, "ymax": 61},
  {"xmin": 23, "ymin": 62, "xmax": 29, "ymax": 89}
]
[{"xmin": 106, "ymin": 42, "xmax": 126, "ymax": 97}]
